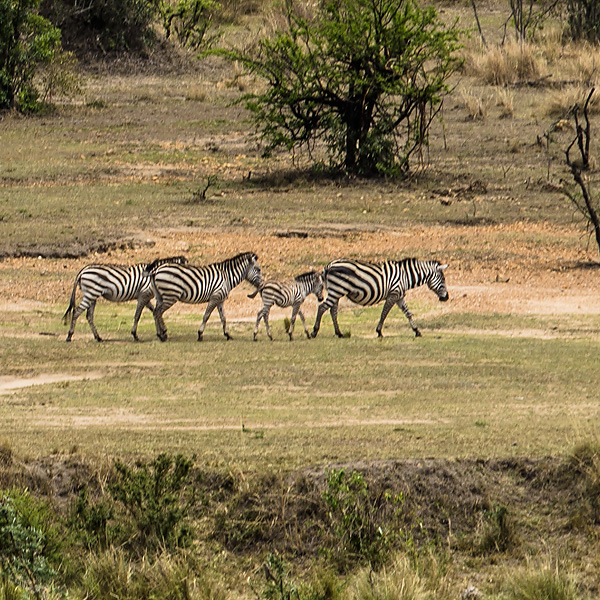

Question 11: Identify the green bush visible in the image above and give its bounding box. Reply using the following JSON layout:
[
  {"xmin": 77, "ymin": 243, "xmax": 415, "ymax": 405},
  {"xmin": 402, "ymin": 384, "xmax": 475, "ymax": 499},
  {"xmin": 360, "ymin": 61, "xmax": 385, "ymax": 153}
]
[
  {"xmin": 0, "ymin": 489, "xmax": 63, "ymax": 599},
  {"xmin": 72, "ymin": 453, "xmax": 197, "ymax": 556},
  {"xmin": 0, "ymin": 0, "xmax": 63, "ymax": 112},
  {"xmin": 323, "ymin": 469, "xmax": 402, "ymax": 569}
]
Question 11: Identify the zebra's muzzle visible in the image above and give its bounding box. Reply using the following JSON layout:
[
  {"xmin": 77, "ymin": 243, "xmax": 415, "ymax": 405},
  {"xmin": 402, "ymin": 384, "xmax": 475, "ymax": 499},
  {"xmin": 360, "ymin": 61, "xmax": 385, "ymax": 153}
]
[{"xmin": 439, "ymin": 293, "xmax": 449, "ymax": 302}]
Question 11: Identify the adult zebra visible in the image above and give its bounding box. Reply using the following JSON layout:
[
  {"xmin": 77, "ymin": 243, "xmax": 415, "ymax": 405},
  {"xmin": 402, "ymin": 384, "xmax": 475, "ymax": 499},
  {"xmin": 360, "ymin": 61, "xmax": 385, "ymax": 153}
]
[
  {"xmin": 311, "ymin": 257, "xmax": 449, "ymax": 339},
  {"xmin": 148, "ymin": 252, "xmax": 263, "ymax": 341},
  {"xmin": 63, "ymin": 256, "xmax": 187, "ymax": 342},
  {"xmin": 249, "ymin": 270, "xmax": 324, "ymax": 341}
]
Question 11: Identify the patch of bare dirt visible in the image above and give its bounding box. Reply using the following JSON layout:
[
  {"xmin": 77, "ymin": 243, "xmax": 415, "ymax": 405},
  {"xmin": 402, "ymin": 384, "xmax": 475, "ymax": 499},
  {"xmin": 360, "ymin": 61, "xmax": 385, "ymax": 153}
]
[{"xmin": 0, "ymin": 373, "xmax": 105, "ymax": 396}]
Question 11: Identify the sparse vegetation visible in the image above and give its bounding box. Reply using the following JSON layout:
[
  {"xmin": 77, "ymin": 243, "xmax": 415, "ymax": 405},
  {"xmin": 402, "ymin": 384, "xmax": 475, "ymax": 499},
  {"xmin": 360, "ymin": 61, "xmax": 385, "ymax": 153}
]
[{"xmin": 2, "ymin": 0, "xmax": 600, "ymax": 597}]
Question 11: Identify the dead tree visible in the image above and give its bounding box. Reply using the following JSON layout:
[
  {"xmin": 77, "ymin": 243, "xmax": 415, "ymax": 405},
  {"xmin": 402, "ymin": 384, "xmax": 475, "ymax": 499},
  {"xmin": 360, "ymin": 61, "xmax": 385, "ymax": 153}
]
[{"xmin": 564, "ymin": 88, "xmax": 600, "ymax": 256}]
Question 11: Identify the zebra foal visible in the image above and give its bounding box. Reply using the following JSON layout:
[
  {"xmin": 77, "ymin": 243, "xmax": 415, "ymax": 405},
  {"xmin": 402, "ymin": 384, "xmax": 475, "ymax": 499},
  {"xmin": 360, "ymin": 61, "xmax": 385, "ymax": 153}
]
[
  {"xmin": 249, "ymin": 271, "xmax": 324, "ymax": 341},
  {"xmin": 148, "ymin": 252, "xmax": 263, "ymax": 341},
  {"xmin": 63, "ymin": 256, "xmax": 187, "ymax": 342},
  {"xmin": 311, "ymin": 257, "xmax": 449, "ymax": 339}
]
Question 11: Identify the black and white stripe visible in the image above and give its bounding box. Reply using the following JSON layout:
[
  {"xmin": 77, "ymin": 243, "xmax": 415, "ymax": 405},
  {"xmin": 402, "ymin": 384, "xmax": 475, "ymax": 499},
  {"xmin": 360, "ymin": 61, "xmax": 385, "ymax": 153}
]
[
  {"xmin": 311, "ymin": 257, "xmax": 449, "ymax": 338},
  {"xmin": 149, "ymin": 252, "xmax": 263, "ymax": 341},
  {"xmin": 63, "ymin": 256, "xmax": 187, "ymax": 342},
  {"xmin": 250, "ymin": 271, "xmax": 324, "ymax": 341}
]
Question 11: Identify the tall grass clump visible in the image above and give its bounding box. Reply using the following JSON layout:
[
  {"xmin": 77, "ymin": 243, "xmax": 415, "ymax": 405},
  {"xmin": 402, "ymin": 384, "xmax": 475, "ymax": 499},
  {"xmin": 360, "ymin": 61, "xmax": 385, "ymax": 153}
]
[
  {"xmin": 80, "ymin": 549, "xmax": 225, "ymax": 600},
  {"xmin": 544, "ymin": 86, "xmax": 600, "ymax": 117},
  {"xmin": 466, "ymin": 42, "xmax": 544, "ymax": 85},
  {"xmin": 498, "ymin": 563, "xmax": 582, "ymax": 600},
  {"xmin": 348, "ymin": 555, "xmax": 430, "ymax": 600},
  {"xmin": 460, "ymin": 90, "xmax": 488, "ymax": 120},
  {"xmin": 477, "ymin": 504, "xmax": 517, "ymax": 554}
]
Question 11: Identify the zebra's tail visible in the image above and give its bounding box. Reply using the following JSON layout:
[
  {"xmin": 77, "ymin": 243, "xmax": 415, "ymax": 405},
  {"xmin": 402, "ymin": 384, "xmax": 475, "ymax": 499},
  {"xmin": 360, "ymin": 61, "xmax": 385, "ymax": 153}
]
[
  {"xmin": 62, "ymin": 274, "xmax": 80, "ymax": 325},
  {"xmin": 247, "ymin": 283, "xmax": 264, "ymax": 299}
]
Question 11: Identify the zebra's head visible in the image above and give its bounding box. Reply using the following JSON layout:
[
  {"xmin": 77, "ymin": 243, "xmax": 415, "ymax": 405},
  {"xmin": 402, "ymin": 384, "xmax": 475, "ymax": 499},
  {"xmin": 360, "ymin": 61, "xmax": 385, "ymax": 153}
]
[
  {"xmin": 244, "ymin": 253, "xmax": 263, "ymax": 288},
  {"xmin": 426, "ymin": 262, "xmax": 449, "ymax": 302},
  {"xmin": 311, "ymin": 272, "xmax": 325, "ymax": 302},
  {"xmin": 296, "ymin": 271, "xmax": 325, "ymax": 302}
]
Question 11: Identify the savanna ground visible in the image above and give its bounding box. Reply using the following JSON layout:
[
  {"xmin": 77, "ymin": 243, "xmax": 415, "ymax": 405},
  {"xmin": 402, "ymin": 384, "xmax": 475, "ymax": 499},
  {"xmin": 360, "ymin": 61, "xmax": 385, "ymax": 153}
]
[{"xmin": 2, "ymin": 1, "xmax": 600, "ymax": 597}]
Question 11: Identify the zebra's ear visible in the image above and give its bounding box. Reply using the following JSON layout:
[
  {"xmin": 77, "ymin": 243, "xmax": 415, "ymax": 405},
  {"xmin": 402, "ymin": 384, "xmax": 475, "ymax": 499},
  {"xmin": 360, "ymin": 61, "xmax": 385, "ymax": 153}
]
[{"xmin": 439, "ymin": 264, "xmax": 449, "ymax": 271}]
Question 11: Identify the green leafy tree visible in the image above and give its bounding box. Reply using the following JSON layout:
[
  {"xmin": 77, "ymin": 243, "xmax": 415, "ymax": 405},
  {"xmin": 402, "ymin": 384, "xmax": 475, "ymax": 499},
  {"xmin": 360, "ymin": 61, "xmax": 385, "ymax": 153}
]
[
  {"xmin": 222, "ymin": 0, "xmax": 462, "ymax": 176},
  {"xmin": 0, "ymin": 0, "xmax": 62, "ymax": 112}
]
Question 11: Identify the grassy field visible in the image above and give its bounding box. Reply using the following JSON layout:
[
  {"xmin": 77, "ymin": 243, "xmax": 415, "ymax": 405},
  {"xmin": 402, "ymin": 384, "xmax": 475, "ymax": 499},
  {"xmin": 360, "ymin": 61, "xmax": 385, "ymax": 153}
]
[
  {"xmin": 1, "ymin": 303, "xmax": 599, "ymax": 468},
  {"xmin": 2, "ymin": 1, "xmax": 600, "ymax": 597}
]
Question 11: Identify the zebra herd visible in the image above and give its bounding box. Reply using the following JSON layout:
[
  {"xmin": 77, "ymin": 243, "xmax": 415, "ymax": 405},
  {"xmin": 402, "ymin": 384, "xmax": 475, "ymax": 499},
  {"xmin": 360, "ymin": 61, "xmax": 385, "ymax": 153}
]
[{"xmin": 63, "ymin": 251, "xmax": 449, "ymax": 342}]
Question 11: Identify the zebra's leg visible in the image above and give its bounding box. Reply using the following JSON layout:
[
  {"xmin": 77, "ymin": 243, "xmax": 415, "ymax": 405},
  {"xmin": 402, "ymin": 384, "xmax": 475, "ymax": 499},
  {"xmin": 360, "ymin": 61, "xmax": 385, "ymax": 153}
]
[
  {"xmin": 310, "ymin": 300, "xmax": 331, "ymax": 338},
  {"xmin": 375, "ymin": 295, "xmax": 400, "ymax": 338},
  {"xmin": 153, "ymin": 298, "xmax": 176, "ymax": 342},
  {"xmin": 131, "ymin": 290, "xmax": 153, "ymax": 341},
  {"xmin": 65, "ymin": 302, "xmax": 89, "ymax": 342},
  {"xmin": 330, "ymin": 300, "xmax": 344, "ymax": 338},
  {"xmin": 217, "ymin": 303, "xmax": 232, "ymax": 340},
  {"xmin": 262, "ymin": 306, "xmax": 273, "ymax": 341},
  {"xmin": 85, "ymin": 301, "xmax": 103, "ymax": 342},
  {"xmin": 287, "ymin": 304, "xmax": 301, "ymax": 340},
  {"xmin": 290, "ymin": 307, "xmax": 308, "ymax": 340},
  {"xmin": 254, "ymin": 304, "xmax": 273, "ymax": 341},
  {"xmin": 253, "ymin": 307, "xmax": 264, "ymax": 341},
  {"xmin": 197, "ymin": 298, "xmax": 221, "ymax": 341},
  {"xmin": 398, "ymin": 298, "xmax": 422, "ymax": 337}
]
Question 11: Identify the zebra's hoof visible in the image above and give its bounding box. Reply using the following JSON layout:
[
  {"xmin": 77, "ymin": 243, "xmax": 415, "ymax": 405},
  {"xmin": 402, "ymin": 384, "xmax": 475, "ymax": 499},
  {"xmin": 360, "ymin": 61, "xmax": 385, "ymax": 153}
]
[
  {"xmin": 224, "ymin": 334, "xmax": 232, "ymax": 341},
  {"xmin": 131, "ymin": 333, "xmax": 139, "ymax": 341},
  {"xmin": 197, "ymin": 333, "xmax": 203, "ymax": 342},
  {"xmin": 414, "ymin": 330, "xmax": 422, "ymax": 338},
  {"xmin": 65, "ymin": 337, "xmax": 72, "ymax": 343}
]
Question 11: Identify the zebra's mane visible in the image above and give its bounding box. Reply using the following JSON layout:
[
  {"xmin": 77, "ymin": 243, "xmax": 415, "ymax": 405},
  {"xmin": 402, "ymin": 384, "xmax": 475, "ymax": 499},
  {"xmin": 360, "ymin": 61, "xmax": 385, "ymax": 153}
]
[
  {"xmin": 397, "ymin": 257, "xmax": 439, "ymax": 268},
  {"xmin": 294, "ymin": 270, "xmax": 318, "ymax": 283},
  {"xmin": 214, "ymin": 252, "xmax": 258, "ymax": 269},
  {"xmin": 144, "ymin": 255, "xmax": 188, "ymax": 274}
]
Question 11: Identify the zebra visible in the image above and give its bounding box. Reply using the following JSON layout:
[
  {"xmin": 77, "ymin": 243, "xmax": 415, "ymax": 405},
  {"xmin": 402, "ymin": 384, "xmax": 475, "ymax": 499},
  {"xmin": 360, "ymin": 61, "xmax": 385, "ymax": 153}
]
[
  {"xmin": 311, "ymin": 257, "xmax": 449, "ymax": 339},
  {"xmin": 63, "ymin": 256, "xmax": 187, "ymax": 342},
  {"xmin": 249, "ymin": 270, "xmax": 324, "ymax": 341},
  {"xmin": 148, "ymin": 252, "xmax": 263, "ymax": 341}
]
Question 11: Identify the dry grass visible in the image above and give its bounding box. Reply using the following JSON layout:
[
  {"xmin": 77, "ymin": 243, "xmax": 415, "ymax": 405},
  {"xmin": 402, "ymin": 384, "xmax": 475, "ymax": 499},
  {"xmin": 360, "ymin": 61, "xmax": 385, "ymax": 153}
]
[
  {"xmin": 465, "ymin": 41, "xmax": 544, "ymax": 86},
  {"xmin": 495, "ymin": 88, "xmax": 514, "ymax": 118},
  {"xmin": 460, "ymin": 89, "xmax": 489, "ymax": 120},
  {"xmin": 543, "ymin": 85, "xmax": 600, "ymax": 118}
]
